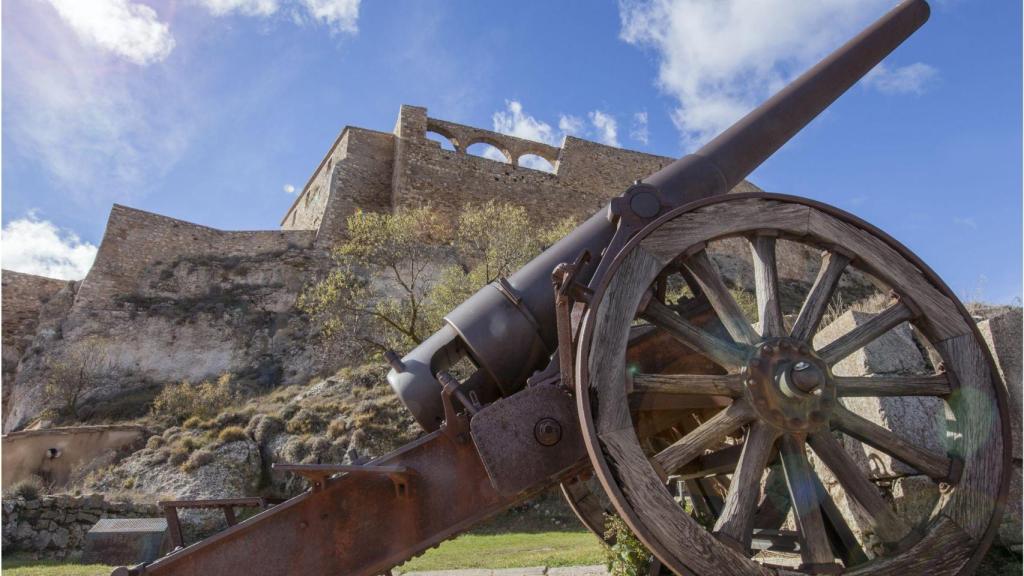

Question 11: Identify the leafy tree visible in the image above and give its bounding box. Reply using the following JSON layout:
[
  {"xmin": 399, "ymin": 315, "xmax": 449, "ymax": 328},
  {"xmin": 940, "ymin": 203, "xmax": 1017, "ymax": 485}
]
[{"xmin": 300, "ymin": 202, "xmax": 576, "ymax": 357}]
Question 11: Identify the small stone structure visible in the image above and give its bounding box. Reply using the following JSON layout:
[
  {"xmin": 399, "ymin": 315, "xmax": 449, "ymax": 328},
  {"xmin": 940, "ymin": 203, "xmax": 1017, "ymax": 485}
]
[
  {"xmin": 2, "ymin": 494, "xmax": 159, "ymax": 560},
  {"xmin": 83, "ymin": 517, "xmax": 169, "ymax": 566},
  {"xmin": 2, "ymin": 425, "xmax": 149, "ymax": 488}
]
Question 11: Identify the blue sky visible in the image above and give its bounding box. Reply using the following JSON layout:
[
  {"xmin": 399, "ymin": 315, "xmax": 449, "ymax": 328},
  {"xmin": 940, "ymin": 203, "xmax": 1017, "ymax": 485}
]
[{"xmin": 2, "ymin": 0, "xmax": 1021, "ymax": 303}]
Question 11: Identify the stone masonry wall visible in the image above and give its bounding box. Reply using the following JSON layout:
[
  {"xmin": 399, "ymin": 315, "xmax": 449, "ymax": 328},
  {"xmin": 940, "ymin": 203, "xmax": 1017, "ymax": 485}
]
[
  {"xmin": 281, "ymin": 127, "xmax": 396, "ymax": 248},
  {"xmin": 390, "ymin": 106, "xmax": 761, "ymax": 230},
  {"xmin": 2, "ymin": 271, "xmax": 70, "ymax": 420},
  {"xmin": 2, "ymin": 494, "xmax": 159, "ymax": 560}
]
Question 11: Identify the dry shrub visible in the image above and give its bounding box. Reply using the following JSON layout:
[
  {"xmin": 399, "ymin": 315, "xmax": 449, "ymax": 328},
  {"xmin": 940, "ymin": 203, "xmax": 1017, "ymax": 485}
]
[
  {"xmin": 326, "ymin": 418, "xmax": 348, "ymax": 440},
  {"xmin": 146, "ymin": 435, "xmax": 166, "ymax": 449},
  {"xmin": 181, "ymin": 449, "xmax": 215, "ymax": 472},
  {"xmin": 5, "ymin": 476, "xmax": 44, "ymax": 500},
  {"xmin": 152, "ymin": 374, "xmax": 238, "ymax": 423},
  {"xmin": 286, "ymin": 409, "xmax": 323, "ymax": 435},
  {"xmin": 247, "ymin": 414, "xmax": 285, "ymax": 446},
  {"xmin": 217, "ymin": 426, "xmax": 248, "ymax": 444}
]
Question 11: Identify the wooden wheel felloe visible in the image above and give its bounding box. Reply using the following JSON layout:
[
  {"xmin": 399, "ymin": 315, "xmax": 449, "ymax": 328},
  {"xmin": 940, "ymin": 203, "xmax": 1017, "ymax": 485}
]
[{"xmin": 575, "ymin": 194, "xmax": 1011, "ymax": 575}]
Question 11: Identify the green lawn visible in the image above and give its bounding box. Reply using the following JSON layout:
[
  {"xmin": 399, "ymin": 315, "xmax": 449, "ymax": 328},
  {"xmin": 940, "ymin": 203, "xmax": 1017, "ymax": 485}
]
[
  {"xmin": 1, "ymin": 532, "xmax": 605, "ymax": 576},
  {"xmin": 397, "ymin": 531, "xmax": 606, "ymax": 572},
  {"xmin": 1, "ymin": 559, "xmax": 113, "ymax": 576}
]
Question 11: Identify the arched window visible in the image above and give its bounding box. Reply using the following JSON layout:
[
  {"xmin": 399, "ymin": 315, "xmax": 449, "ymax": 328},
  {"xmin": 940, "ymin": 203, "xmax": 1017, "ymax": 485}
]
[
  {"xmin": 466, "ymin": 142, "xmax": 510, "ymax": 163},
  {"xmin": 426, "ymin": 131, "xmax": 457, "ymax": 151},
  {"xmin": 517, "ymin": 154, "xmax": 555, "ymax": 173}
]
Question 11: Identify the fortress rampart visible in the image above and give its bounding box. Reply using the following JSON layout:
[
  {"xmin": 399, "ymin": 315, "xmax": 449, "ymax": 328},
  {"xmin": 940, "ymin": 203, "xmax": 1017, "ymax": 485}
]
[{"xmin": 3, "ymin": 105, "xmax": 758, "ymax": 432}]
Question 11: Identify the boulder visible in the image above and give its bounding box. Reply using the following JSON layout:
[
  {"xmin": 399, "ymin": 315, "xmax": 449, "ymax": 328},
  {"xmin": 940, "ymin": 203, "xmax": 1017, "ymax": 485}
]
[
  {"xmin": 976, "ymin": 309, "xmax": 1022, "ymax": 459},
  {"xmin": 815, "ymin": 310, "xmax": 945, "ymax": 479}
]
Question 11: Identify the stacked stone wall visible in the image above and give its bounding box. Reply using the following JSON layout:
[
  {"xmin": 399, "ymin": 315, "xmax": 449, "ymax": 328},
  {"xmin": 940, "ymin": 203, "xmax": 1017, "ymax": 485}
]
[
  {"xmin": 2, "ymin": 272, "xmax": 70, "ymax": 419},
  {"xmin": 2, "ymin": 494, "xmax": 159, "ymax": 560}
]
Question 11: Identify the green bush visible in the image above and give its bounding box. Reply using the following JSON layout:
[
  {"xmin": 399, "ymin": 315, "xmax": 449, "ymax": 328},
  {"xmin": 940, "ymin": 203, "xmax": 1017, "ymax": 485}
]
[
  {"xmin": 603, "ymin": 515, "xmax": 651, "ymax": 576},
  {"xmin": 217, "ymin": 426, "xmax": 248, "ymax": 444},
  {"xmin": 151, "ymin": 374, "xmax": 237, "ymax": 423}
]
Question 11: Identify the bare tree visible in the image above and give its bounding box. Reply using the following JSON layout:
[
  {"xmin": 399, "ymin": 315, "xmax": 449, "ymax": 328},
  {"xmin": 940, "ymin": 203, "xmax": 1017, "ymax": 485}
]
[{"xmin": 42, "ymin": 339, "xmax": 107, "ymax": 422}]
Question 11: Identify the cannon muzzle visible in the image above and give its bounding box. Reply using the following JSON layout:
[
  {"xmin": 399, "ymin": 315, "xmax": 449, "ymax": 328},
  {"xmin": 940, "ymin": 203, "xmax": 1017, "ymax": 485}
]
[{"xmin": 390, "ymin": 0, "xmax": 931, "ymax": 431}]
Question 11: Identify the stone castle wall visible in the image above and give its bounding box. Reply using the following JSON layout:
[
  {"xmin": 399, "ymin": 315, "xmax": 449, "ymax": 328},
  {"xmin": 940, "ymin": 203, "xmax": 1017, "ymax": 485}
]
[
  {"xmin": 2, "ymin": 271, "xmax": 71, "ymax": 419},
  {"xmin": 3, "ymin": 104, "xmax": 758, "ymax": 432}
]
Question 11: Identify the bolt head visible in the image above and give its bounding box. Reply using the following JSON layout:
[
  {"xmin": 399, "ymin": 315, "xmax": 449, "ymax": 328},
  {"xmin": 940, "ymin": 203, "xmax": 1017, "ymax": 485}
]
[{"xmin": 534, "ymin": 418, "xmax": 563, "ymax": 446}]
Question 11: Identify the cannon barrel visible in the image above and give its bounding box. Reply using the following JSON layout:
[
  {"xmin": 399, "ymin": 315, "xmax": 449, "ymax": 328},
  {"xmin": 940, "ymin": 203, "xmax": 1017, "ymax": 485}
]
[{"xmin": 390, "ymin": 0, "xmax": 930, "ymax": 431}]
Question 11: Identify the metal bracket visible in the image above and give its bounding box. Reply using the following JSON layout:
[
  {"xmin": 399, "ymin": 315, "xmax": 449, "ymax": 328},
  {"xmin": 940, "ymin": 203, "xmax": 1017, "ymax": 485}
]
[
  {"xmin": 273, "ymin": 463, "xmax": 412, "ymax": 498},
  {"xmin": 552, "ymin": 250, "xmax": 592, "ymax": 391},
  {"xmin": 436, "ymin": 371, "xmax": 472, "ymax": 443}
]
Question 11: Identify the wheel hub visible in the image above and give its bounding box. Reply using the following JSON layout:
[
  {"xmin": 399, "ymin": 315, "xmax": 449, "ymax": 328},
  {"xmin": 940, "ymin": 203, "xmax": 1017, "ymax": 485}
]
[{"xmin": 743, "ymin": 338, "xmax": 836, "ymax": 433}]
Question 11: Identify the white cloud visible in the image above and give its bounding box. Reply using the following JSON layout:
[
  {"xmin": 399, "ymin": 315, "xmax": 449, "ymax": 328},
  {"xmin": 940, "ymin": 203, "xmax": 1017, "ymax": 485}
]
[
  {"xmin": 630, "ymin": 111, "xmax": 649, "ymax": 145},
  {"xmin": 5, "ymin": 1, "xmax": 195, "ymax": 198},
  {"xmin": 45, "ymin": 0, "xmax": 175, "ymax": 65},
  {"xmin": 864, "ymin": 62, "xmax": 938, "ymax": 95},
  {"xmin": 299, "ymin": 0, "xmax": 361, "ymax": 34},
  {"xmin": 619, "ymin": 0, "xmax": 929, "ymax": 148},
  {"xmin": 493, "ymin": 101, "xmax": 559, "ymax": 146},
  {"xmin": 283, "ymin": 183, "xmax": 297, "ymax": 194},
  {"xmin": 198, "ymin": 0, "xmax": 360, "ymax": 33},
  {"xmin": 199, "ymin": 0, "xmax": 280, "ymax": 17},
  {"xmin": 589, "ymin": 111, "xmax": 620, "ymax": 147},
  {"xmin": 558, "ymin": 115, "xmax": 584, "ymax": 136},
  {"xmin": 2, "ymin": 214, "xmax": 98, "ymax": 280}
]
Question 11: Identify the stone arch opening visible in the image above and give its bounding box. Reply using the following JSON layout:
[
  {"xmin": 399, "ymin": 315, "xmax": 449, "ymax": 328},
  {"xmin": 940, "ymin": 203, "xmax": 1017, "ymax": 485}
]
[
  {"xmin": 517, "ymin": 154, "xmax": 555, "ymax": 173},
  {"xmin": 426, "ymin": 131, "xmax": 457, "ymax": 151},
  {"xmin": 466, "ymin": 139, "xmax": 511, "ymax": 164}
]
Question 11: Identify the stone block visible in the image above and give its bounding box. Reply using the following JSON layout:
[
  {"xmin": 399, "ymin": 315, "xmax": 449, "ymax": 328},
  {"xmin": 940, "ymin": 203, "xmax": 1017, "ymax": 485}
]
[
  {"xmin": 815, "ymin": 310, "xmax": 946, "ymax": 478},
  {"xmin": 547, "ymin": 567, "xmax": 609, "ymax": 576},
  {"xmin": 82, "ymin": 518, "xmax": 170, "ymax": 566},
  {"xmin": 976, "ymin": 310, "xmax": 1023, "ymax": 459},
  {"xmin": 891, "ymin": 475, "xmax": 940, "ymax": 529},
  {"xmin": 999, "ymin": 461, "xmax": 1022, "ymax": 549}
]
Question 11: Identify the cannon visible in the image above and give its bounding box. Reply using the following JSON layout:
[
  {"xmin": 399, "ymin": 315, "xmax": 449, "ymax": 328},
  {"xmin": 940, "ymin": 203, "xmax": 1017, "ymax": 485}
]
[{"xmin": 117, "ymin": 1, "xmax": 1011, "ymax": 574}]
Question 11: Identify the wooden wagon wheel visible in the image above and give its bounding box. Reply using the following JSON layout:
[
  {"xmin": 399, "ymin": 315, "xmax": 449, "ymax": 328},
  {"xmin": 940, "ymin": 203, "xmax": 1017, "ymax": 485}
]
[{"xmin": 575, "ymin": 193, "xmax": 1011, "ymax": 575}]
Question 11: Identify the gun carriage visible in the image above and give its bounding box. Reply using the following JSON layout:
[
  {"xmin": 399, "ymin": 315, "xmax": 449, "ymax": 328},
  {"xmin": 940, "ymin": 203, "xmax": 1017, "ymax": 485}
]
[{"xmin": 117, "ymin": 1, "xmax": 1011, "ymax": 574}]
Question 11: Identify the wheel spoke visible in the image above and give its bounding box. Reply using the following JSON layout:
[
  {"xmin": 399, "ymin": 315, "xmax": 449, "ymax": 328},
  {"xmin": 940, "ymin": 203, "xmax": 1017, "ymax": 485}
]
[
  {"xmin": 682, "ymin": 249, "xmax": 760, "ymax": 345},
  {"xmin": 754, "ymin": 462, "xmax": 791, "ymax": 530},
  {"xmin": 628, "ymin": 391, "xmax": 730, "ymax": 412},
  {"xmin": 832, "ymin": 405, "xmax": 952, "ymax": 481},
  {"xmin": 779, "ymin": 434, "xmax": 835, "ymax": 568},
  {"xmin": 835, "ymin": 374, "xmax": 952, "ymax": 397},
  {"xmin": 714, "ymin": 421, "xmax": 780, "ymax": 552},
  {"xmin": 808, "ymin": 432, "xmax": 910, "ymax": 544},
  {"xmin": 631, "ymin": 373, "xmax": 742, "ymax": 397},
  {"xmin": 791, "ymin": 251, "xmax": 850, "ymax": 342},
  {"xmin": 652, "ymin": 400, "xmax": 755, "ymax": 474},
  {"xmin": 750, "ymin": 235, "xmax": 785, "ymax": 339},
  {"xmin": 676, "ymin": 444, "xmax": 744, "ymax": 480},
  {"xmin": 818, "ymin": 300, "xmax": 914, "ymax": 365},
  {"xmin": 641, "ymin": 299, "xmax": 751, "ymax": 370}
]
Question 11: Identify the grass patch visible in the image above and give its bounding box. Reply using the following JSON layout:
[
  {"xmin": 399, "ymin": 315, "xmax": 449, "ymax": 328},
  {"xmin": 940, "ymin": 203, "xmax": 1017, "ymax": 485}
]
[
  {"xmin": 396, "ymin": 531, "xmax": 604, "ymax": 572},
  {"xmin": 1, "ymin": 558, "xmax": 113, "ymax": 576}
]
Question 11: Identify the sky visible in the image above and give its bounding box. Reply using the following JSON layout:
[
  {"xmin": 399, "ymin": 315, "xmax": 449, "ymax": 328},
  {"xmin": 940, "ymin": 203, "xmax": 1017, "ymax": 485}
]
[{"xmin": 1, "ymin": 0, "xmax": 1021, "ymax": 304}]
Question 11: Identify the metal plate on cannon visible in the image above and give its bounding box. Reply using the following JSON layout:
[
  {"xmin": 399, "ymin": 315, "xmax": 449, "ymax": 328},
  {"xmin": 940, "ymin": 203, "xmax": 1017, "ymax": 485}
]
[
  {"xmin": 471, "ymin": 384, "xmax": 588, "ymax": 497},
  {"xmin": 83, "ymin": 518, "xmax": 170, "ymax": 565}
]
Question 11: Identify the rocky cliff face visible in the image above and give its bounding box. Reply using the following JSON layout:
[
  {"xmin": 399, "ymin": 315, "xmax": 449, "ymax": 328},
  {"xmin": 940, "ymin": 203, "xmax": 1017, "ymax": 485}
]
[{"xmin": 4, "ymin": 206, "xmax": 340, "ymax": 432}]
